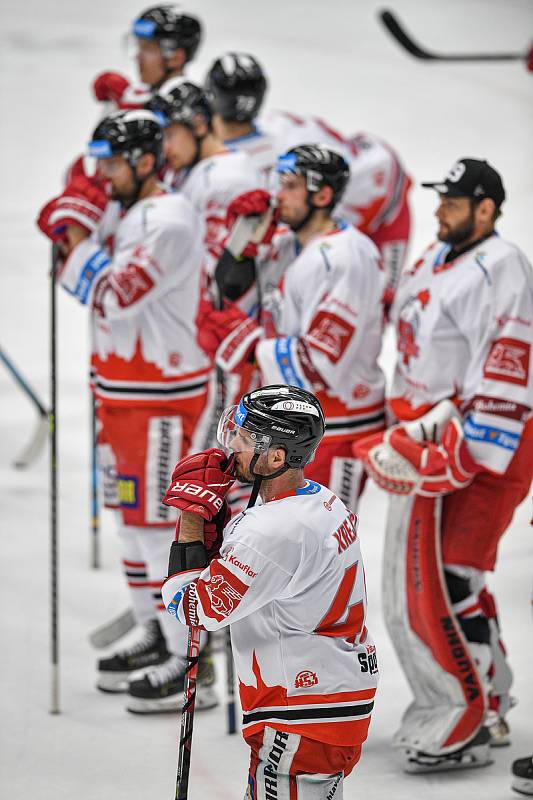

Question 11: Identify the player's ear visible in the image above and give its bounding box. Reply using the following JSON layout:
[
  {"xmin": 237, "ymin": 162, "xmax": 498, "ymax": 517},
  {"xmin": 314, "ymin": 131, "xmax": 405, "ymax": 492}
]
[
  {"xmin": 268, "ymin": 446, "xmax": 287, "ymax": 470},
  {"xmin": 136, "ymin": 152, "xmax": 156, "ymax": 178},
  {"xmin": 313, "ymin": 184, "xmax": 334, "ymax": 209}
]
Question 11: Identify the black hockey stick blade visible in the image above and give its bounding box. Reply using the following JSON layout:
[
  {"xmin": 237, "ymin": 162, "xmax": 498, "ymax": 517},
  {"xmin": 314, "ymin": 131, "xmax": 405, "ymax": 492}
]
[{"xmin": 379, "ymin": 10, "xmax": 525, "ymax": 62}]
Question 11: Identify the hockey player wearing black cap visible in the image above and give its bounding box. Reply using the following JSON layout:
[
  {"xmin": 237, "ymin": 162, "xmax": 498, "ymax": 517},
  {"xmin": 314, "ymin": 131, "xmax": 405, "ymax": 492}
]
[
  {"xmin": 354, "ymin": 156, "xmax": 533, "ymax": 771},
  {"xmin": 161, "ymin": 384, "xmax": 378, "ymax": 798}
]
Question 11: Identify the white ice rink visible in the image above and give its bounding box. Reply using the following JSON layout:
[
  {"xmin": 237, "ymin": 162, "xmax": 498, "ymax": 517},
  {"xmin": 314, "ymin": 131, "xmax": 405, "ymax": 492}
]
[{"xmin": 1, "ymin": 1, "xmax": 532, "ymax": 797}]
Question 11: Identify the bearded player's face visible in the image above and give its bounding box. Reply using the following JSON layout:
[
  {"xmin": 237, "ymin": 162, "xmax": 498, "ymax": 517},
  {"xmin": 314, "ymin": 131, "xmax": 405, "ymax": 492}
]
[
  {"xmin": 435, "ymin": 195, "xmax": 476, "ymax": 246},
  {"xmin": 98, "ymin": 157, "xmax": 138, "ymax": 205},
  {"xmin": 276, "ymin": 174, "xmax": 310, "ymax": 229}
]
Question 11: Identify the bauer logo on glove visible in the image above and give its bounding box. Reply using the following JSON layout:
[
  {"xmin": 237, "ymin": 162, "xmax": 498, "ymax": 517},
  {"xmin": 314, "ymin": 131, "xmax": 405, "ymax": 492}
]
[{"xmin": 163, "ymin": 448, "xmax": 236, "ymax": 521}]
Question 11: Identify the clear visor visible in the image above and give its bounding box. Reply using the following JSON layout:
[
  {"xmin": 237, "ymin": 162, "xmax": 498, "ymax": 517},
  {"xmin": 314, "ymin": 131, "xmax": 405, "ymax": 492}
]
[{"xmin": 217, "ymin": 405, "xmax": 272, "ymax": 455}]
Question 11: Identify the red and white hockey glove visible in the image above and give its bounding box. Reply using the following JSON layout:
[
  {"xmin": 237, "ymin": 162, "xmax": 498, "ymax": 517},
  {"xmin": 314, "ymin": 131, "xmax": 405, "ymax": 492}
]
[
  {"xmin": 163, "ymin": 449, "xmax": 236, "ymax": 522},
  {"xmin": 36, "ymin": 176, "xmax": 108, "ymax": 242},
  {"xmin": 226, "ymin": 190, "xmax": 279, "ymax": 258},
  {"xmin": 203, "ymin": 501, "xmax": 232, "ymax": 559},
  {"xmin": 92, "ymin": 71, "xmax": 151, "ymax": 109},
  {"xmin": 196, "ymin": 295, "xmax": 263, "ymax": 373},
  {"xmin": 353, "ymin": 418, "xmax": 480, "ymax": 496}
]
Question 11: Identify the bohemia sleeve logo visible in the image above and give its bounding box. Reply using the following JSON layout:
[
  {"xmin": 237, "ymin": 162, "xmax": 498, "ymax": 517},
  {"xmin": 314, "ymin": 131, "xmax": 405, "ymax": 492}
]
[{"xmin": 483, "ymin": 337, "xmax": 530, "ymax": 387}]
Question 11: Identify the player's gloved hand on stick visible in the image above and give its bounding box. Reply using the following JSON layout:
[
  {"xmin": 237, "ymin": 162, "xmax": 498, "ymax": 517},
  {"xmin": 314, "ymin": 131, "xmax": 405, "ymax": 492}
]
[
  {"xmin": 353, "ymin": 417, "xmax": 479, "ymax": 496},
  {"xmin": 163, "ymin": 448, "xmax": 236, "ymax": 521},
  {"xmin": 196, "ymin": 295, "xmax": 263, "ymax": 373},
  {"xmin": 36, "ymin": 176, "xmax": 108, "ymax": 242},
  {"xmin": 226, "ymin": 190, "xmax": 279, "ymax": 258}
]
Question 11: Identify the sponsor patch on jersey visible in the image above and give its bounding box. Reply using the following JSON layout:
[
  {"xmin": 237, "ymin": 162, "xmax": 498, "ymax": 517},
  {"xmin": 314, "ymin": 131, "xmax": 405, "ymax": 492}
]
[
  {"xmin": 197, "ymin": 561, "xmax": 248, "ymax": 621},
  {"xmin": 464, "ymin": 395, "xmax": 530, "ymax": 422},
  {"xmin": 307, "ymin": 311, "xmax": 355, "ymax": 363},
  {"xmin": 117, "ymin": 475, "xmax": 139, "ymax": 508},
  {"xmin": 109, "ymin": 263, "xmax": 154, "ymax": 308},
  {"xmin": 483, "ymin": 337, "xmax": 530, "ymax": 387},
  {"xmin": 294, "ymin": 669, "xmax": 319, "ymax": 689},
  {"xmin": 464, "ymin": 417, "xmax": 520, "ymax": 452}
]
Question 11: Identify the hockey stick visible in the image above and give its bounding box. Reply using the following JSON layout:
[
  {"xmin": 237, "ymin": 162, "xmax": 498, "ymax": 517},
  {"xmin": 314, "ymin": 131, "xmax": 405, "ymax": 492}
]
[
  {"xmin": 88, "ymin": 607, "xmax": 136, "ymax": 649},
  {"xmin": 0, "ymin": 347, "xmax": 49, "ymax": 469},
  {"xmin": 90, "ymin": 393, "xmax": 100, "ymax": 568},
  {"xmin": 176, "ymin": 623, "xmax": 201, "ymax": 799},
  {"xmin": 225, "ymin": 627, "xmax": 236, "ymax": 734},
  {"xmin": 50, "ymin": 244, "xmax": 60, "ymax": 714},
  {"xmin": 379, "ymin": 10, "xmax": 526, "ymax": 62}
]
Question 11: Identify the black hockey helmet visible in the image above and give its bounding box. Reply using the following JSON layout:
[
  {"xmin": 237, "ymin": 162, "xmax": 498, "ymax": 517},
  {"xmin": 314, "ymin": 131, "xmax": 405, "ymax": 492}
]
[
  {"xmin": 205, "ymin": 52, "xmax": 267, "ymax": 122},
  {"xmin": 277, "ymin": 144, "xmax": 350, "ymax": 208},
  {"xmin": 132, "ymin": 5, "xmax": 202, "ymax": 61},
  {"xmin": 218, "ymin": 385, "xmax": 325, "ymax": 470},
  {"xmin": 148, "ymin": 79, "xmax": 212, "ymax": 129},
  {"xmin": 88, "ymin": 109, "xmax": 164, "ymax": 171}
]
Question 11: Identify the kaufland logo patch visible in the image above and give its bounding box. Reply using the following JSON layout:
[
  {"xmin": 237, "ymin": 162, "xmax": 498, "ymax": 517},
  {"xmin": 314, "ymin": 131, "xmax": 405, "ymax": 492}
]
[{"xmin": 483, "ymin": 338, "xmax": 530, "ymax": 387}]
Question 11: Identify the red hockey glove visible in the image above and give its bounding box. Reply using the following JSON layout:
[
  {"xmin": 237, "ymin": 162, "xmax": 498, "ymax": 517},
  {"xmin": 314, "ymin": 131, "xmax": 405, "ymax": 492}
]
[
  {"xmin": 203, "ymin": 501, "xmax": 232, "ymax": 559},
  {"xmin": 353, "ymin": 418, "xmax": 480, "ymax": 496},
  {"xmin": 92, "ymin": 71, "xmax": 131, "ymax": 103},
  {"xmin": 36, "ymin": 176, "xmax": 108, "ymax": 242},
  {"xmin": 226, "ymin": 190, "xmax": 279, "ymax": 257},
  {"xmin": 163, "ymin": 449, "xmax": 236, "ymax": 521},
  {"xmin": 92, "ymin": 71, "xmax": 151, "ymax": 109},
  {"xmin": 196, "ymin": 296, "xmax": 262, "ymax": 373}
]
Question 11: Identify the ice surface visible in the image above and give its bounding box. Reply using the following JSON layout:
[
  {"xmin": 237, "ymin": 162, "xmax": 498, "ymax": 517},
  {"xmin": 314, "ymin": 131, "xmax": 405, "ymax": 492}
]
[{"xmin": 1, "ymin": 1, "xmax": 532, "ymax": 798}]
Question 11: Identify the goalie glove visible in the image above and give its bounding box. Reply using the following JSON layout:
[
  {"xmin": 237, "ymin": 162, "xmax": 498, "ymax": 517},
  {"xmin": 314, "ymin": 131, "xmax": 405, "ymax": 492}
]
[
  {"xmin": 353, "ymin": 418, "xmax": 480, "ymax": 497},
  {"xmin": 163, "ymin": 449, "xmax": 236, "ymax": 521},
  {"xmin": 196, "ymin": 295, "xmax": 263, "ymax": 373}
]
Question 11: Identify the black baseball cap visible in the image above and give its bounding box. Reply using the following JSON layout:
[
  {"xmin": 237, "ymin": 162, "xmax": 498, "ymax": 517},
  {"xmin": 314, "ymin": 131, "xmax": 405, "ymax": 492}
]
[{"xmin": 422, "ymin": 158, "xmax": 505, "ymax": 208}]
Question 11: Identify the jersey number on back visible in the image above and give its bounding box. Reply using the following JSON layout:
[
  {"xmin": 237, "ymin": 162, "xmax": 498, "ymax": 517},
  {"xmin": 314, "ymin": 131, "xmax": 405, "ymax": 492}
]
[{"xmin": 314, "ymin": 562, "xmax": 364, "ymax": 644}]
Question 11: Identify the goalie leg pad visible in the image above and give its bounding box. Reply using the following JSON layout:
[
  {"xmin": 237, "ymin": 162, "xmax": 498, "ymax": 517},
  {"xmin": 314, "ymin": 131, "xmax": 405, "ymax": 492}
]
[{"xmin": 383, "ymin": 494, "xmax": 486, "ymax": 756}]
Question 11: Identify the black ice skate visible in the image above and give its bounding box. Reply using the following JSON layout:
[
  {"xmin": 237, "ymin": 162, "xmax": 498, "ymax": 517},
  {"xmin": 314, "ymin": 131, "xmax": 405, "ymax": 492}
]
[
  {"xmin": 402, "ymin": 726, "xmax": 493, "ymax": 774},
  {"xmin": 96, "ymin": 618, "xmax": 169, "ymax": 693},
  {"xmin": 126, "ymin": 647, "xmax": 218, "ymax": 714},
  {"xmin": 512, "ymin": 755, "xmax": 533, "ymax": 796}
]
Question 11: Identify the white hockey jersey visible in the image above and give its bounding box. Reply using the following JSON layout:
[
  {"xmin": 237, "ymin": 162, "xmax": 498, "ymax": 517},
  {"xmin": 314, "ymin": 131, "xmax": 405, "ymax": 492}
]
[
  {"xmin": 174, "ymin": 150, "xmax": 262, "ymax": 276},
  {"xmin": 256, "ymin": 110, "xmax": 411, "ymax": 235},
  {"xmin": 58, "ymin": 189, "xmax": 210, "ymax": 404},
  {"xmin": 389, "ymin": 234, "xmax": 533, "ymax": 474},
  {"xmin": 252, "ymin": 222, "xmax": 387, "ymax": 442},
  {"xmin": 162, "ymin": 479, "xmax": 378, "ymax": 745}
]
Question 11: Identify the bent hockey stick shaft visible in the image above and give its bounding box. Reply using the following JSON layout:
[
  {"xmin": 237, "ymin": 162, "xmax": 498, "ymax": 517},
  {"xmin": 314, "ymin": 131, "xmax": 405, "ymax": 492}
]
[
  {"xmin": 379, "ymin": 10, "xmax": 526, "ymax": 62},
  {"xmin": 0, "ymin": 347, "xmax": 49, "ymax": 468}
]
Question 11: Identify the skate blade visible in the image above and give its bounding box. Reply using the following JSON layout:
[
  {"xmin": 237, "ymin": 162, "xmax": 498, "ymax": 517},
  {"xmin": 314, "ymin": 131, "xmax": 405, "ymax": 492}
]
[
  {"xmin": 403, "ymin": 745, "xmax": 493, "ymax": 774},
  {"xmin": 126, "ymin": 688, "xmax": 219, "ymax": 715},
  {"xmin": 96, "ymin": 673, "xmax": 131, "ymax": 693},
  {"xmin": 512, "ymin": 777, "xmax": 533, "ymax": 797}
]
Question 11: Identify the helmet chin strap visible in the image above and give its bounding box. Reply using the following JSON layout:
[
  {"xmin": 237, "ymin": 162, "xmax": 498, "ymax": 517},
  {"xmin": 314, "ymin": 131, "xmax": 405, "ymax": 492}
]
[
  {"xmin": 289, "ymin": 191, "xmax": 318, "ymax": 233},
  {"xmin": 246, "ymin": 452, "xmax": 290, "ymax": 509}
]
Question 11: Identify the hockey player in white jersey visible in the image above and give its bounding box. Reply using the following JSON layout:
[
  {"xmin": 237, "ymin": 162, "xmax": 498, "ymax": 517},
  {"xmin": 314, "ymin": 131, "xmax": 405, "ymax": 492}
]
[
  {"xmin": 147, "ymin": 79, "xmax": 262, "ymax": 274},
  {"xmin": 91, "ymin": 6, "xmax": 202, "ymax": 112},
  {"xmin": 197, "ymin": 145, "xmax": 387, "ymax": 513},
  {"xmin": 161, "ymin": 385, "xmax": 378, "ymax": 798},
  {"xmin": 205, "ymin": 51, "xmax": 411, "ymax": 296},
  {"xmin": 354, "ymin": 158, "xmax": 533, "ymax": 772},
  {"xmin": 37, "ymin": 110, "xmax": 217, "ymax": 713}
]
